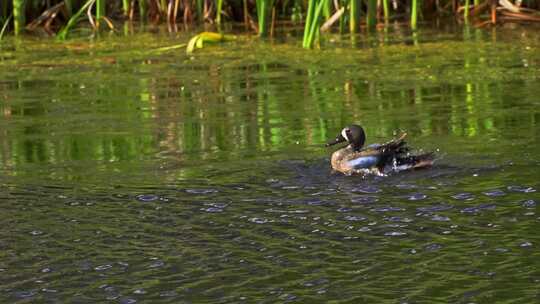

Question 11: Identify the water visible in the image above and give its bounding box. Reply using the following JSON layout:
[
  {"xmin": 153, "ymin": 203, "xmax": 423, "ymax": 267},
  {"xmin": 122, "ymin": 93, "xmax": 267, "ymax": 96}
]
[{"xmin": 1, "ymin": 24, "xmax": 539, "ymax": 303}]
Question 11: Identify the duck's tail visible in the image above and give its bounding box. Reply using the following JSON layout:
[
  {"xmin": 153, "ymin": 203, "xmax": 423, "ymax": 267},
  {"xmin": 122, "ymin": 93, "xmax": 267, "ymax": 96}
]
[{"xmin": 394, "ymin": 152, "xmax": 435, "ymax": 171}]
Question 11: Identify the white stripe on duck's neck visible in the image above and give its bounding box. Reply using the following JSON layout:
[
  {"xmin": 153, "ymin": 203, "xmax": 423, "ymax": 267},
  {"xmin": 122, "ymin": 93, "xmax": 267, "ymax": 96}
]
[{"xmin": 341, "ymin": 128, "xmax": 349, "ymax": 141}]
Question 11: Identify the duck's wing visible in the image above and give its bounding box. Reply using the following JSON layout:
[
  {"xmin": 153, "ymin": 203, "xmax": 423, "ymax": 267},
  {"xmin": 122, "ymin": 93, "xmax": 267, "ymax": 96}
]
[{"xmin": 344, "ymin": 133, "xmax": 408, "ymax": 169}]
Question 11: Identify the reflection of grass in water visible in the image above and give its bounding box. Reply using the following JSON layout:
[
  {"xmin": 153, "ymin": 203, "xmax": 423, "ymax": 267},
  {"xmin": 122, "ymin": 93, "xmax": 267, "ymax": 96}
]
[{"xmin": 0, "ymin": 30, "xmax": 538, "ymax": 180}]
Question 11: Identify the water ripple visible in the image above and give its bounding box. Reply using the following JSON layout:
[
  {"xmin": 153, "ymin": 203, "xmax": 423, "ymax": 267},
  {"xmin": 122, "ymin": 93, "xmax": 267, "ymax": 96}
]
[
  {"xmin": 371, "ymin": 206, "xmax": 406, "ymax": 212},
  {"xmin": 417, "ymin": 204, "xmax": 454, "ymax": 212},
  {"xmin": 351, "ymin": 196, "xmax": 379, "ymax": 204},
  {"xmin": 507, "ymin": 185, "xmax": 536, "ymax": 193},
  {"xmin": 136, "ymin": 194, "xmax": 159, "ymax": 202},
  {"xmin": 461, "ymin": 203, "xmax": 497, "ymax": 214},
  {"xmin": 351, "ymin": 185, "xmax": 382, "ymax": 193},
  {"xmin": 452, "ymin": 192, "xmax": 475, "ymax": 200},
  {"xmin": 185, "ymin": 188, "xmax": 219, "ymax": 194},
  {"xmin": 483, "ymin": 189, "xmax": 506, "ymax": 197},
  {"xmin": 407, "ymin": 193, "xmax": 428, "ymax": 201},
  {"xmin": 522, "ymin": 200, "xmax": 536, "ymax": 208}
]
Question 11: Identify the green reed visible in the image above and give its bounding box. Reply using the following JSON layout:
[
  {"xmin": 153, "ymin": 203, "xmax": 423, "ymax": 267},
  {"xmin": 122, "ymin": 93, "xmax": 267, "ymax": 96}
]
[
  {"xmin": 139, "ymin": 0, "xmax": 148, "ymax": 21},
  {"xmin": 367, "ymin": 0, "xmax": 377, "ymax": 29},
  {"xmin": 383, "ymin": 0, "xmax": 389, "ymax": 22},
  {"xmin": 349, "ymin": 0, "xmax": 360, "ymax": 33},
  {"xmin": 256, "ymin": 0, "xmax": 272, "ymax": 36},
  {"xmin": 96, "ymin": 0, "xmax": 106, "ymax": 26},
  {"xmin": 58, "ymin": 0, "xmax": 96, "ymax": 39},
  {"xmin": 122, "ymin": 0, "xmax": 130, "ymax": 16},
  {"xmin": 303, "ymin": 0, "xmax": 328, "ymax": 48},
  {"xmin": 216, "ymin": 0, "xmax": 224, "ymax": 24},
  {"xmin": 0, "ymin": 15, "xmax": 12, "ymax": 41},
  {"xmin": 411, "ymin": 0, "xmax": 418, "ymax": 30},
  {"xmin": 196, "ymin": 0, "xmax": 203, "ymax": 21},
  {"xmin": 5, "ymin": 0, "xmax": 540, "ymax": 43},
  {"xmin": 13, "ymin": 0, "xmax": 25, "ymax": 35}
]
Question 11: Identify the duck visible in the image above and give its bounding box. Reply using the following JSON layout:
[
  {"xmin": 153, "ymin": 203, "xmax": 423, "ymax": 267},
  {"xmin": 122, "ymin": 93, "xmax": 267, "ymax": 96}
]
[{"xmin": 325, "ymin": 124, "xmax": 434, "ymax": 176}]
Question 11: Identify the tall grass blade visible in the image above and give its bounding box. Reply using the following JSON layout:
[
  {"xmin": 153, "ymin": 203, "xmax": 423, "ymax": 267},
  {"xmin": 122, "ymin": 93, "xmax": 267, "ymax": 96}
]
[
  {"xmin": 122, "ymin": 0, "xmax": 130, "ymax": 16},
  {"xmin": 216, "ymin": 0, "xmax": 224, "ymax": 24},
  {"xmin": 0, "ymin": 14, "xmax": 12, "ymax": 41},
  {"xmin": 366, "ymin": 0, "xmax": 377, "ymax": 29},
  {"xmin": 257, "ymin": 0, "xmax": 272, "ymax": 36},
  {"xmin": 139, "ymin": 0, "xmax": 148, "ymax": 22},
  {"xmin": 303, "ymin": 0, "xmax": 316, "ymax": 47},
  {"xmin": 349, "ymin": 0, "xmax": 360, "ymax": 33},
  {"xmin": 411, "ymin": 0, "xmax": 417, "ymax": 30},
  {"xmin": 304, "ymin": 0, "xmax": 328, "ymax": 49},
  {"xmin": 323, "ymin": 0, "xmax": 332, "ymax": 20},
  {"xmin": 96, "ymin": 0, "xmax": 106, "ymax": 27},
  {"xmin": 13, "ymin": 0, "xmax": 26, "ymax": 35},
  {"xmin": 58, "ymin": 0, "xmax": 96, "ymax": 40},
  {"xmin": 197, "ymin": 0, "xmax": 203, "ymax": 21},
  {"xmin": 383, "ymin": 0, "xmax": 389, "ymax": 22},
  {"xmin": 161, "ymin": 0, "xmax": 168, "ymax": 14}
]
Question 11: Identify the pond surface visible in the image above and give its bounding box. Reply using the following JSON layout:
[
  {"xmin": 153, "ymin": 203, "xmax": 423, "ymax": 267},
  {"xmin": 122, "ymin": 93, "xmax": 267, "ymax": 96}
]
[{"xmin": 1, "ymin": 24, "xmax": 539, "ymax": 303}]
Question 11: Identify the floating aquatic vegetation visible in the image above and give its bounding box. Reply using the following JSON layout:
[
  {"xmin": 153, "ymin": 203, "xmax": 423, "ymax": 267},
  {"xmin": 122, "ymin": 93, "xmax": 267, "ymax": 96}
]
[{"xmin": 186, "ymin": 32, "xmax": 236, "ymax": 54}]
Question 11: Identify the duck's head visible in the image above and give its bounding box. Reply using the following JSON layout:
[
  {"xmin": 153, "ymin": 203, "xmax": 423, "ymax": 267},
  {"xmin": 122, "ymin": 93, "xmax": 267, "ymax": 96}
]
[{"xmin": 325, "ymin": 124, "xmax": 366, "ymax": 152}]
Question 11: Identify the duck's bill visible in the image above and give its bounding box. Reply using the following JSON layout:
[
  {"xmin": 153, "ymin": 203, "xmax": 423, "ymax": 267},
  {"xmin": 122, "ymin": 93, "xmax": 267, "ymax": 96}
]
[{"xmin": 325, "ymin": 135, "xmax": 346, "ymax": 147}]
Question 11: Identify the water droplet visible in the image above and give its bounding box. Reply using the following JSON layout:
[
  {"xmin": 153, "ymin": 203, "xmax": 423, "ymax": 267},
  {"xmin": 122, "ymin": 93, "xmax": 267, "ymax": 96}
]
[
  {"xmin": 371, "ymin": 206, "xmax": 405, "ymax": 212},
  {"xmin": 483, "ymin": 189, "xmax": 506, "ymax": 197},
  {"xmin": 522, "ymin": 200, "xmax": 536, "ymax": 208},
  {"xmin": 417, "ymin": 204, "xmax": 454, "ymax": 212},
  {"xmin": 408, "ymin": 193, "xmax": 427, "ymax": 201},
  {"xmin": 306, "ymin": 199, "xmax": 326, "ymax": 206},
  {"xmin": 396, "ymin": 183, "xmax": 417, "ymax": 189},
  {"xmin": 520, "ymin": 242, "xmax": 533, "ymax": 248},
  {"xmin": 452, "ymin": 193, "xmax": 475, "ymax": 200},
  {"xmin": 351, "ymin": 185, "xmax": 381, "ymax": 193},
  {"xmin": 430, "ymin": 215, "xmax": 450, "ymax": 222},
  {"xmin": 387, "ymin": 216, "xmax": 413, "ymax": 223},
  {"xmin": 148, "ymin": 260, "xmax": 164, "ymax": 268},
  {"xmin": 461, "ymin": 204, "xmax": 496, "ymax": 214},
  {"xmin": 94, "ymin": 264, "xmax": 112, "ymax": 271},
  {"xmin": 14, "ymin": 290, "xmax": 37, "ymax": 298},
  {"xmin": 159, "ymin": 291, "xmax": 178, "ymax": 297},
  {"xmin": 384, "ymin": 231, "xmax": 407, "ymax": 236},
  {"xmin": 425, "ymin": 243, "xmax": 443, "ymax": 251},
  {"xmin": 344, "ymin": 215, "xmax": 366, "ymax": 221},
  {"xmin": 133, "ymin": 289, "xmax": 147, "ymax": 295},
  {"xmin": 185, "ymin": 188, "xmax": 218, "ymax": 194},
  {"xmin": 351, "ymin": 196, "xmax": 379, "ymax": 204},
  {"xmin": 201, "ymin": 207, "xmax": 223, "ymax": 213},
  {"xmin": 30, "ymin": 230, "xmax": 43, "ymax": 236},
  {"xmin": 249, "ymin": 218, "xmax": 269, "ymax": 224},
  {"xmin": 136, "ymin": 194, "xmax": 159, "ymax": 202},
  {"xmin": 41, "ymin": 288, "xmax": 57, "ymax": 293},
  {"xmin": 508, "ymin": 186, "xmax": 536, "ymax": 193}
]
